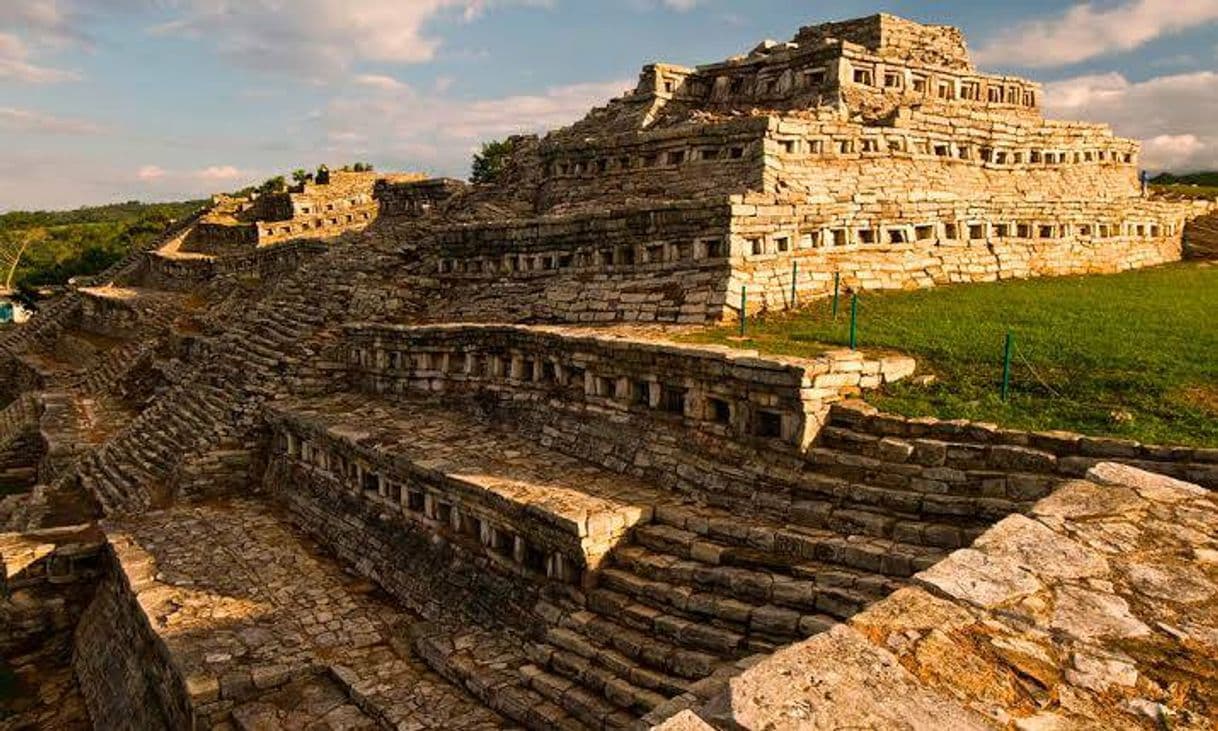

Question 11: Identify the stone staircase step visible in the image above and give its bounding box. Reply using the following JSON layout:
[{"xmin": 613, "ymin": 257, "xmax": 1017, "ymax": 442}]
[{"xmin": 518, "ymin": 663, "xmax": 636, "ymax": 730}]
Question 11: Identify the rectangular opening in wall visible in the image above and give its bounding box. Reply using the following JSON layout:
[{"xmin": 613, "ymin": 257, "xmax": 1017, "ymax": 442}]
[
  {"xmin": 643, "ymin": 154, "xmax": 658, "ymax": 167},
  {"xmin": 491, "ymin": 529, "xmax": 514, "ymax": 557},
  {"xmin": 914, "ymin": 225, "xmax": 936, "ymax": 242},
  {"xmin": 598, "ymin": 249, "xmax": 614, "ymax": 267},
  {"xmin": 520, "ymin": 358, "xmax": 536, "ymax": 381},
  {"xmin": 988, "ymin": 86, "xmax": 1002, "ymax": 103},
  {"xmin": 677, "ymin": 241, "xmax": 694, "ymax": 260},
  {"xmin": 799, "ymin": 232, "xmax": 818, "ymax": 249},
  {"xmin": 749, "ymin": 238, "xmax": 765, "ymax": 256},
  {"xmin": 780, "ymin": 139, "xmax": 797, "ymax": 154},
  {"xmin": 667, "ymin": 150, "xmax": 686, "ymax": 165},
  {"xmin": 1079, "ymin": 224, "xmax": 1093, "ymax": 237},
  {"xmin": 619, "ymin": 246, "xmax": 637, "ymax": 265},
  {"xmin": 774, "ymin": 236, "xmax": 790, "ymax": 253},
  {"xmin": 595, "ymin": 376, "xmax": 616, "ymax": 398},
  {"xmin": 883, "ymin": 71, "xmax": 903, "ymax": 88},
  {"xmin": 387, "ymin": 482, "xmax": 402, "ymax": 503},
  {"xmin": 729, "ymin": 146, "xmax": 745, "ymax": 159},
  {"xmin": 1017, "ymin": 223, "xmax": 1032, "ymax": 238},
  {"xmin": 558, "ymin": 254, "xmax": 573, "ymax": 268},
  {"xmin": 944, "ymin": 223, "xmax": 959, "ymax": 240},
  {"xmin": 632, "ymin": 380, "xmax": 650, "ymax": 407},
  {"xmin": 887, "ymin": 228, "xmax": 908, "ymax": 244},
  {"xmin": 660, "ymin": 385, "xmax": 687, "ymax": 415},
  {"xmin": 363, "ymin": 472, "xmax": 380, "ymax": 493},
  {"xmin": 857, "ymin": 228, "xmax": 876, "ymax": 245},
  {"xmin": 968, "ymin": 224, "xmax": 986, "ymax": 240},
  {"xmin": 436, "ymin": 502, "xmax": 453, "ymax": 525},
  {"xmin": 646, "ymin": 244, "xmax": 665, "ymax": 263},
  {"xmin": 469, "ymin": 355, "xmax": 486, "ymax": 377},
  {"xmin": 912, "ymin": 75, "xmax": 927, "ymax": 93},
  {"xmin": 754, "ymin": 410, "xmax": 784, "ymax": 439},
  {"xmin": 619, "ymin": 156, "xmax": 632, "ymax": 170},
  {"xmin": 523, "ymin": 543, "xmax": 547, "ymax": 574},
  {"xmin": 407, "ymin": 491, "xmax": 425, "ymax": 512},
  {"xmin": 707, "ymin": 397, "xmax": 731, "ymax": 425},
  {"xmin": 838, "ymin": 139, "xmax": 853, "ymax": 154},
  {"xmin": 832, "ymin": 228, "xmax": 848, "ymax": 247},
  {"xmin": 934, "ymin": 144, "xmax": 950, "ymax": 157},
  {"xmin": 567, "ymin": 366, "xmax": 586, "ymax": 392},
  {"xmin": 803, "ymin": 68, "xmax": 827, "ymax": 86},
  {"xmin": 703, "ymin": 238, "xmax": 725, "ymax": 258},
  {"xmin": 995, "ymin": 223, "xmax": 1012, "ymax": 237},
  {"xmin": 597, "ymin": 159, "xmax": 608, "ymax": 173},
  {"xmin": 541, "ymin": 361, "xmax": 558, "ymax": 384},
  {"xmin": 701, "ymin": 148, "xmax": 720, "ymax": 161},
  {"xmin": 937, "ymin": 81, "xmax": 954, "ymax": 99},
  {"xmin": 1039, "ymin": 225, "xmax": 1055, "ymax": 239},
  {"xmin": 809, "ymin": 139, "xmax": 825, "ymax": 154},
  {"xmin": 852, "ymin": 68, "xmax": 873, "ymax": 86},
  {"xmin": 464, "ymin": 515, "xmax": 482, "ymax": 539},
  {"xmin": 861, "ymin": 138, "xmax": 878, "ymax": 153}
]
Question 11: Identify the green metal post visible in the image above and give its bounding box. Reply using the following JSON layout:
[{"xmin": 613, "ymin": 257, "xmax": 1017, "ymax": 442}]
[
  {"xmin": 739, "ymin": 286, "xmax": 747, "ymax": 337},
  {"xmin": 790, "ymin": 261, "xmax": 798, "ymax": 309},
  {"xmin": 831, "ymin": 272, "xmax": 840, "ymax": 320},
  {"xmin": 1001, "ymin": 331, "xmax": 1014, "ymax": 402},
  {"xmin": 849, "ymin": 294, "xmax": 858, "ymax": 350}
]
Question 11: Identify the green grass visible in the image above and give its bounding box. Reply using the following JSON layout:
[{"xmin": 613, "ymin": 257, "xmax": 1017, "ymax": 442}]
[{"xmin": 682, "ymin": 263, "xmax": 1218, "ymax": 447}]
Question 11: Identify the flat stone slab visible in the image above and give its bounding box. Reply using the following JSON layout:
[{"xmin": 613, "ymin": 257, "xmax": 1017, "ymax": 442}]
[
  {"xmin": 101, "ymin": 499, "xmax": 511, "ymax": 729},
  {"xmin": 662, "ymin": 464, "xmax": 1218, "ymax": 729},
  {"xmin": 271, "ymin": 394, "xmax": 681, "ymax": 550}
]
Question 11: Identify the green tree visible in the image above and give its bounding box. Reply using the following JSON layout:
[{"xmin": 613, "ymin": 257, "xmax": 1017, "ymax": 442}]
[
  {"xmin": 258, "ymin": 176, "xmax": 287, "ymax": 194},
  {"xmin": 471, "ymin": 140, "xmax": 513, "ymax": 184},
  {"xmin": 292, "ymin": 169, "xmax": 311, "ymax": 186}
]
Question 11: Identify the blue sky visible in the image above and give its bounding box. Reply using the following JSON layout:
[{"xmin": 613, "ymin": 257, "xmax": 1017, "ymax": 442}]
[{"xmin": 2, "ymin": 0, "xmax": 1217, "ymax": 211}]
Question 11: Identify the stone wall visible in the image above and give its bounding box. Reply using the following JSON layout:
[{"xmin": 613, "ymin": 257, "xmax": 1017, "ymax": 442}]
[
  {"xmin": 72, "ymin": 546, "xmax": 189, "ymax": 730},
  {"xmin": 374, "ymin": 177, "xmax": 468, "ymax": 217},
  {"xmin": 342, "ymin": 324, "xmax": 915, "ymax": 518},
  {"xmin": 661, "ymin": 463, "xmax": 1218, "ymax": 730},
  {"xmin": 0, "ymin": 525, "xmax": 101, "ymax": 655},
  {"xmin": 825, "ymin": 400, "xmax": 1218, "ymax": 489},
  {"xmin": 140, "ymin": 240, "xmax": 328, "ymax": 291}
]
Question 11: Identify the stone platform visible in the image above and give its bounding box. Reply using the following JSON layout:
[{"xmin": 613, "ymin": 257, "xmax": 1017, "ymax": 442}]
[
  {"xmin": 268, "ymin": 394, "xmax": 681, "ymax": 577},
  {"xmin": 72, "ymin": 499, "xmax": 512, "ymax": 729}
]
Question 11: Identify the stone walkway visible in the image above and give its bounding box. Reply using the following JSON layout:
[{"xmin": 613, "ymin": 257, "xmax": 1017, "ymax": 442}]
[{"xmin": 102, "ymin": 499, "xmax": 514, "ymax": 729}]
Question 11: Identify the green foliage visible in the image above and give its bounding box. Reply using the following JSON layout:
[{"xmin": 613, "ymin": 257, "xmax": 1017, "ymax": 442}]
[
  {"xmin": 291, "ymin": 169, "xmax": 311, "ymax": 185},
  {"xmin": 352, "ymin": 162, "xmax": 374, "ymax": 172},
  {"xmin": 683, "ymin": 263, "xmax": 1218, "ymax": 446},
  {"xmin": 471, "ymin": 140, "xmax": 513, "ymax": 184},
  {"xmin": 0, "ymin": 199, "xmax": 202, "ymax": 290},
  {"xmin": 258, "ymin": 176, "xmax": 287, "ymax": 195},
  {"xmin": 1151, "ymin": 171, "xmax": 1218, "ymax": 187}
]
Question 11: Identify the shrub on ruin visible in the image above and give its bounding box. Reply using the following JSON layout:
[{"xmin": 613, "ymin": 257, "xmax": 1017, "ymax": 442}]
[
  {"xmin": 258, "ymin": 176, "xmax": 287, "ymax": 195},
  {"xmin": 471, "ymin": 140, "xmax": 513, "ymax": 184}
]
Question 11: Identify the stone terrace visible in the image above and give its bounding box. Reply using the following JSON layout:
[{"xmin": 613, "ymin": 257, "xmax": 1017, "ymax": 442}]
[{"xmin": 72, "ymin": 500, "xmax": 511, "ymax": 729}]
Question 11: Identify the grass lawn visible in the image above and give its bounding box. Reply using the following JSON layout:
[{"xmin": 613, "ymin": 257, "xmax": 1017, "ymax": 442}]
[{"xmin": 681, "ymin": 262, "xmax": 1218, "ymax": 447}]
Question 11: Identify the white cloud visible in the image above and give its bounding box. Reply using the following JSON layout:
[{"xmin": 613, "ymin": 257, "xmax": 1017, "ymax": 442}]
[
  {"xmin": 0, "ymin": 29, "xmax": 79, "ymax": 82},
  {"xmin": 975, "ymin": 0, "xmax": 1218, "ymax": 68},
  {"xmin": 0, "ymin": 106, "xmax": 99, "ymax": 134},
  {"xmin": 313, "ymin": 78, "xmax": 630, "ymax": 175},
  {"xmin": 353, "ymin": 74, "xmax": 408, "ymax": 92},
  {"xmin": 136, "ymin": 164, "xmax": 165, "ymax": 180},
  {"xmin": 662, "ymin": 0, "xmax": 702, "ymax": 10},
  {"xmin": 149, "ymin": 0, "xmax": 551, "ymax": 79},
  {"xmin": 195, "ymin": 165, "xmax": 245, "ymax": 181},
  {"xmin": 1043, "ymin": 71, "xmax": 1218, "ymax": 170}
]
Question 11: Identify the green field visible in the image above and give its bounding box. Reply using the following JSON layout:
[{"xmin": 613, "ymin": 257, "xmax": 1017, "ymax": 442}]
[{"xmin": 683, "ymin": 263, "xmax": 1218, "ymax": 447}]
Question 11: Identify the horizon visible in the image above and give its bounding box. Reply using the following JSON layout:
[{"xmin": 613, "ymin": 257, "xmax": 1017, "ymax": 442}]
[{"xmin": 3, "ymin": 0, "xmax": 1218, "ymax": 212}]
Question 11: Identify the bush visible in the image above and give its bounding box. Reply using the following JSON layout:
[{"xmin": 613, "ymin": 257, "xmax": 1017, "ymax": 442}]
[{"xmin": 471, "ymin": 140, "xmax": 513, "ymax": 184}]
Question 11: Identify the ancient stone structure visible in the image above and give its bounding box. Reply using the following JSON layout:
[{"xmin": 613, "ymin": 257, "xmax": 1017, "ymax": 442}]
[{"xmin": 1, "ymin": 13, "xmax": 1215, "ymax": 731}]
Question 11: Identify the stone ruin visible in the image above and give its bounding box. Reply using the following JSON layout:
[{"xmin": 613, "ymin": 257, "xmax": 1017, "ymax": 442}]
[{"xmin": 1, "ymin": 13, "xmax": 1216, "ymax": 731}]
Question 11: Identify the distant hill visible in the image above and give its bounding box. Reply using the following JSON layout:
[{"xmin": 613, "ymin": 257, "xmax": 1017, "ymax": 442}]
[
  {"xmin": 1150, "ymin": 171, "xmax": 1218, "ymax": 187},
  {"xmin": 1, "ymin": 199, "xmax": 205, "ymax": 293}
]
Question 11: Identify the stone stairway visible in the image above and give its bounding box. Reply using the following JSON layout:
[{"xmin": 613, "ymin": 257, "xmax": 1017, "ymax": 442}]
[
  {"xmin": 420, "ymin": 490, "xmax": 948, "ymax": 730},
  {"xmin": 0, "ymin": 393, "xmax": 41, "ymax": 455},
  {"xmin": 68, "ymin": 238, "xmax": 428, "ymax": 516},
  {"xmin": 1184, "ymin": 210, "xmax": 1218, "ymax": 258}
]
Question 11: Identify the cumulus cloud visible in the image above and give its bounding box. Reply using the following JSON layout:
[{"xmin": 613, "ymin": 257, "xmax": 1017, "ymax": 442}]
[
  {"xmin": 313, "ymin": 78, "xmax": 630, "ymax": 174},
  {"xmin": 975, "ymin": 0, "xmax": 1218, "ymax": 68},
  {"xmin": 1043, "ymin": 71, "xmax": 1218, "ymax": 170},
  {"xmin": 354, "ymin": 74, "xmax": 408, "ymax": 92},
  {"xmin": 0, "ymin": 106, "xmax": 100, "ymax": 134},
  {"xmin": 136, "ymin": 164, "xmax": 165, "ymax": 180},
  {"xmin": 148, "ymin": 0, "xmax": 551, "ymax": 79},
  {"xmin": 0, "ymin": 31, "xmax": 78, "ymax": 82},
  {"xmin": 195, "ymin": 165, "xmax": 245, "ymax": 181}
]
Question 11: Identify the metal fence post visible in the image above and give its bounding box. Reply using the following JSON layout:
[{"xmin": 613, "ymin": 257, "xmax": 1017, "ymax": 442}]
[
  {"xmin": 1001, "ymin": 331, "xmax": 1014, "ymax": 402},
  {"xmin": 849, "ymin": 293, "xmax": 858, "ymax": 350}
]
